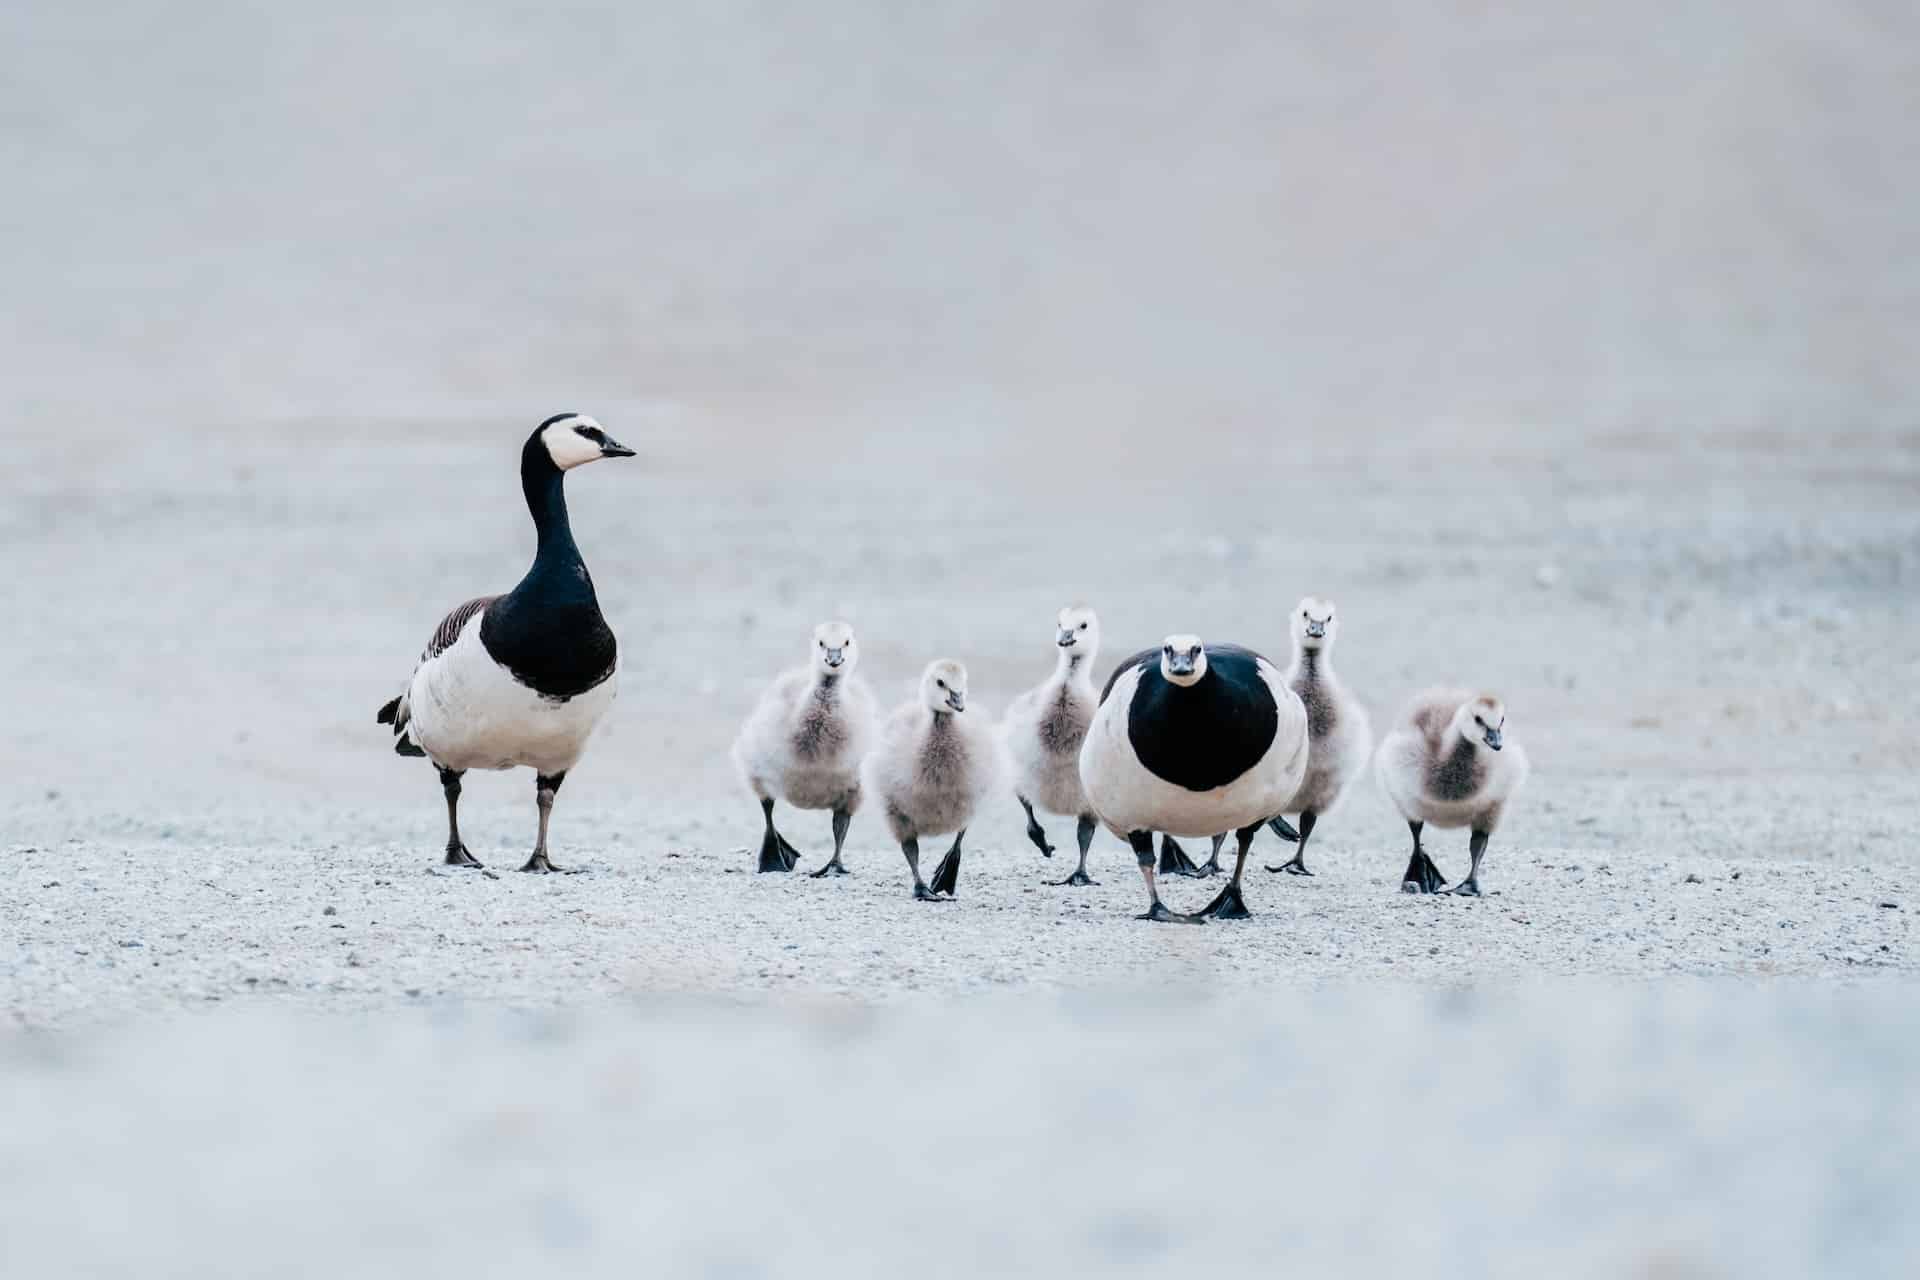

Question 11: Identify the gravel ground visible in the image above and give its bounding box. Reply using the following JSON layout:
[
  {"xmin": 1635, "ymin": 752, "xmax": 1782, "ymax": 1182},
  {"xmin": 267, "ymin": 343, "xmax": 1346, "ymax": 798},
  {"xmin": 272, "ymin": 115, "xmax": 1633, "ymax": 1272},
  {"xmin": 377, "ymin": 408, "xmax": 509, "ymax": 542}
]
[{"xmin": 5, "ymin": 837, "xmax": 1916, "ymax": 1024}]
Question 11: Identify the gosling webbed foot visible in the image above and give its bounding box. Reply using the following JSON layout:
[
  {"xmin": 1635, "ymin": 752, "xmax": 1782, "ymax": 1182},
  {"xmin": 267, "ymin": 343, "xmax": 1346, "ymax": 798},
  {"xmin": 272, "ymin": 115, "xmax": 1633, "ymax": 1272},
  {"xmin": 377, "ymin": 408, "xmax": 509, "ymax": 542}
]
[
  {"xmin": 1265, "ymin": 854, "xmax": 1313, "ymax": 876},
  {"xmin": 912, "ymin": 881, "xmax": 949, "ymax": 903},
  {"xmin": 757, "ymin": 827, "xmax": 802, "ymax": 873},
  {"xmin": 1049, "ymin": 868, "xmax": 1098, "ymax": 887},
  {"xmin": 808, "ymin": 857, "xmax": 851, "ymax": 878},
  {"xmin": 929, "ymin": 846, "xmax": 962, "ymax": 897},
  {"xmin": 1400, "ymin": 849, "xmax": 1448, "ymax": 894},
  {"xmin": 1446, "ymin": 876, "xmax": 1483, "ymax": 898},
  {"xmin": 1158, "ymin": 835, "xmax": 1204, "ymax": 877}
]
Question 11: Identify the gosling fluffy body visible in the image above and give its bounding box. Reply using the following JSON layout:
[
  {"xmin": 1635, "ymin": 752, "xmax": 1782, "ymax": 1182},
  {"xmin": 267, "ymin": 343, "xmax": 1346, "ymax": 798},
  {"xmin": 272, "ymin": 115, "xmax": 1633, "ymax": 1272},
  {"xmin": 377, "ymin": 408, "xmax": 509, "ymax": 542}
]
[
  {"xmin": 731, "ymin": 621, "xmax": 878, "ymax": 874},
  {"xmin": 1376, "ymin": 689, "xmax": 1529, "ymax": 895},
  {"xmin": 864, "ymin": 660, "xmax": 1005, "ymax": 899}
]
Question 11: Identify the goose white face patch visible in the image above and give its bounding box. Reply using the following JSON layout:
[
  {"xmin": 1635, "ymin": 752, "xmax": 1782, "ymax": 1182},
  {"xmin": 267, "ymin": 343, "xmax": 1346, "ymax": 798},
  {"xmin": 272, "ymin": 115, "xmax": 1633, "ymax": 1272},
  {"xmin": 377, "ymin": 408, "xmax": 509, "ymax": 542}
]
[{"xmin": 542, "ymin": 417, "xmax": 607, "ymax": 470}]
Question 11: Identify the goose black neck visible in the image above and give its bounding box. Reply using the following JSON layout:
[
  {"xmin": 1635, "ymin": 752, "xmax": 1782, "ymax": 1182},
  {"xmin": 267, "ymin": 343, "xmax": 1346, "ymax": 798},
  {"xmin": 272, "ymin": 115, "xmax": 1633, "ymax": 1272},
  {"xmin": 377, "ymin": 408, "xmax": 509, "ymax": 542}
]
[{"xmin": 522, "ymin": 446, "xmax": 581, "ymax": 568}]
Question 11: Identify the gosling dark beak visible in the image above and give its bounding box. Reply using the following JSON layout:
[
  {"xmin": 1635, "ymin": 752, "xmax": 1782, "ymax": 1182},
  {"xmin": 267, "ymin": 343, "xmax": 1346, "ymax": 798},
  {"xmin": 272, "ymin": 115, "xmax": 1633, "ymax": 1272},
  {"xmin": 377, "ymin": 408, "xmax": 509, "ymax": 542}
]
[
  {"xmin": 1484, "ymin": 728, "xmax": 1503, "ymax": 751},
  {"xmin": 1056, "ymin": 629, "xmax": 1076, "ymax": 647},
  {"xmin": 599, "ymin": 438, "xmax": 637, "ymax": 459},
  {"xmin": 947, "ymin": 692, "xmax": 966, "ymax": 713},
  {"xmin": 1306, "ymin": 623, "xmax": 1326, "ymax": 639},
  {"xmin": 824, "ymin": 649, "xmax": 845, "ymax": 669}
]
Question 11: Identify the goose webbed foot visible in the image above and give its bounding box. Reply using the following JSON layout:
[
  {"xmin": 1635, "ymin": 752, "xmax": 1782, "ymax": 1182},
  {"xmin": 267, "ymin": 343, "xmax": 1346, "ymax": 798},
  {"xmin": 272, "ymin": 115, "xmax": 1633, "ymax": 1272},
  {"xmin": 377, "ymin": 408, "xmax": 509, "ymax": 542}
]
[
  {"xmin": 1401, "ymin": 849, "xmax": 1447, "ymax": 894},
  {"xmin": 1136, "ymin": 899, "xmax": 1206, "ymax": 925},
  {"xmin": 444, "ymin": 842, "xmax": 484, "ymax": 869},
  {"xmin": 1158, "ymin": 835, "xmax": 1205, "ymax": 877},
  {"xmin": 1197, "ymin": 880, "xmax": 1252, "ymax": 919},
  {"xmin": 1267, "ymin": 816, "xmax": 1301, "ymax": 843},
  {"xmin": 1049, "ymin": 867, "xmax": 1098, "ymax": 887},
  {"xmin": 757, "ymin": 827, "xmax": 802, "ymax": 873},
  {"xmin": 519, "ymin": 850, "xmax": 582, "ymax": 875},
  {"xmin": 808, "ymin": 856, "xmax": 851, "ymax": 878},
  {"xmin": 1194, "ymin": 834, "xmax": 1227, "ymax": 878}
]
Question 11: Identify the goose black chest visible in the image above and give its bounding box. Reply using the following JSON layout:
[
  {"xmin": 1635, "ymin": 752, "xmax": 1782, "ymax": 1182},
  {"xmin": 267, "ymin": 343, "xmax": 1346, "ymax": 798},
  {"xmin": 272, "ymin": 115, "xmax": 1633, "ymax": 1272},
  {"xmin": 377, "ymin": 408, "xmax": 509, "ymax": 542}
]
[{"xmin": 1106, "ymin": 644, "xmax": 1279, "ymax": 790}]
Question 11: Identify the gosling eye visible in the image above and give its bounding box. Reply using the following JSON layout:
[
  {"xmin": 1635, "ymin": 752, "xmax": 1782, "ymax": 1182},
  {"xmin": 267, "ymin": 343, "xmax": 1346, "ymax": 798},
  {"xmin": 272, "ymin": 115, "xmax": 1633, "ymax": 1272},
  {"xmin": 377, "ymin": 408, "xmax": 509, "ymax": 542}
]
[
  {"xmin": 936, "ymin": 679, "xmax": 946, "ymax": 689},
  {"xmin": 1078, "ymin": 622, "xmax": 1088, "ymax": 631}
]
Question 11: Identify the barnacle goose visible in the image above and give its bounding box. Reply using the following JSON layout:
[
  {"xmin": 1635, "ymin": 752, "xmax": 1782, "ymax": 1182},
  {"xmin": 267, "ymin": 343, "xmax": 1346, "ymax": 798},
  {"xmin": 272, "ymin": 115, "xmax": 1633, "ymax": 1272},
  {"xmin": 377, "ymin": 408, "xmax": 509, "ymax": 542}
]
[
  {"xmin": 376, "ymin": 413, "xmax": 633, "ymax": 873},
  {"xmin": 1079, "ymin": 636, "xmax": 1309, "ymax": 922}
]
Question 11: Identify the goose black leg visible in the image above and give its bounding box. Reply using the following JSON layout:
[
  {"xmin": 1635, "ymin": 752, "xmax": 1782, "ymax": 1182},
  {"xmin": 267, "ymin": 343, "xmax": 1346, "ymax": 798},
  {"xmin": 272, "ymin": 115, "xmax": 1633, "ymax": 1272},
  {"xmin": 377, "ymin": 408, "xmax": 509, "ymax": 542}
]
[
  {"xmin": 1198, "ymin": 824, "xmax": 1259, "ymax": 919},
  {"xmin": 1050, "ymin": 813, "xmax": 1100, "ymax": 886},
  {"xmin": 1400, "ymin": 820, "xmax": 1447, "ymax": 894},
  {"xmin": 1018, "ymin": 796, "xmax": 1056, "ymax": 859},
  {"xmin": 520, "ymin": 772, "xmax": 580, "ymax": 874},
  {"xmin": 1158, "ymin": 834, "xmax": 1204, "ymax": 877},
  {"xmin": 1195, "ymin": 832, "xmax": 1228, "ymax": 877},
  {"xmin": 808, "ymin": 806, "xmax": 853, "ymax": 877},
  {"xmin": 929, "ymin": 828, "xmax": 965, "ymax": 897},
  {"xmin": 1447, "ymin": 830, "xmax": 1490, "ymax": 897},
  {"xmin": 1133, "ymin": 831, "xmax": 1204, "ymax": 924},
  {"xmin": 901, "ymin": 836, "xmax": 946, "ymax": 902},
  {"xmin": 438, "ymin": 767, "xmax": 484, "ymax": 868},
  {"xmin": 756, "ymin": 796, "xmax": 802, "ymax": 873},
  {"xmin": 1266, "ymin": 810, "xmax": 1317, "ymax": 875}
]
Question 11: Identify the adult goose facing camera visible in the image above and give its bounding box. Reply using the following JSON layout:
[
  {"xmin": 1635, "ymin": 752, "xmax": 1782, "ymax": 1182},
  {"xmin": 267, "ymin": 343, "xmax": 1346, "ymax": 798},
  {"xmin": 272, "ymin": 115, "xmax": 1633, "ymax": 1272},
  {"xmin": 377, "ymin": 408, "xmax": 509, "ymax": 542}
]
[
  {"xmin": 377, "ymin": 413, "xmax": 634, "ymax": 873},
  {"xmin": 1079, "ymin": 636, "xmax": 1308, "ymax": 922}
]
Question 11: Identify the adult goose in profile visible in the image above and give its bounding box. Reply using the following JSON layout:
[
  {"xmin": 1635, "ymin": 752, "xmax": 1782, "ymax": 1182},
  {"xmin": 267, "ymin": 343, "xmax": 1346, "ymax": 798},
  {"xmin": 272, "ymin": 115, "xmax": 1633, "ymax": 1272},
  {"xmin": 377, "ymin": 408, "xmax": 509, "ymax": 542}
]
[
  {"xmin": 376, "ymin": 413, "xmax": 634, "ymax": 873},
  {"xmin": 864, "ymin": 660, "xmax": 1003, "ymax": 901},
  {"xmin": 1000, "ymin": 605, "xmax": 1103, "ymax": 886},
  {"xmin": 1079, "ymin": 636, "xmax": 1308, "ymax": 922},
  {"xmin": 730, "ymin": 620, "xmax": 879, "ymax": 876},
  {"xmin": 1376, "ymin": 690, "xmax": 1529, "ymax": 897}
]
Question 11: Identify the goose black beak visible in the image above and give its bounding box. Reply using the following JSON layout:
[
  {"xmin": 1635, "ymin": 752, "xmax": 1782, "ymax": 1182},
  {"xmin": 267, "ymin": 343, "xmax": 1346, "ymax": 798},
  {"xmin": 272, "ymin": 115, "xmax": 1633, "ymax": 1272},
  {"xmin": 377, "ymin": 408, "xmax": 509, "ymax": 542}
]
[
  {"xmin": 1166, "ymin": 658, "xmax": 1195, "ymax": 677},
  {"xmin": 1484, "ymin": 729, "xmax": 1503, "ymax": 751},
  {"xmin": 599, "ymin": 438, "xmax": 637, "ymax": 459}
]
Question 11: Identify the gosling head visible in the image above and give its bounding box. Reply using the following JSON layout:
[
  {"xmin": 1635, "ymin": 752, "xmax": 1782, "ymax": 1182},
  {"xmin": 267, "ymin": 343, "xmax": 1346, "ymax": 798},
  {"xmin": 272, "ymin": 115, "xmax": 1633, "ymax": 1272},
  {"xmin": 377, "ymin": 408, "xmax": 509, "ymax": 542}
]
[
  {"xmin": 1292, "ymin": 596, "xmax": 1338, "ymax": 653},
  {"xmin": 532, "ymin": 412, "xmax": 636, "ymax": 471},
  {"xmin": 1159, "ymin": 635, "xmax": 1208, "ymax": 688},
  {"xmin": 812, "ymin": 620, "xmax": 857, "ymax": 677},
  {"xmin": 1055, "ymin": 604, "xmax": 1101, "ymax": 660},
  {"xmin": 920, "ymin": 659, "xmax": 969, "ymax": 714},
  {"xmin": 1453, "ymin": 695, "xmax": 1508, "ymax": 752}
]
